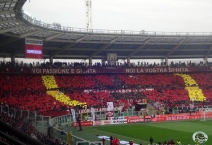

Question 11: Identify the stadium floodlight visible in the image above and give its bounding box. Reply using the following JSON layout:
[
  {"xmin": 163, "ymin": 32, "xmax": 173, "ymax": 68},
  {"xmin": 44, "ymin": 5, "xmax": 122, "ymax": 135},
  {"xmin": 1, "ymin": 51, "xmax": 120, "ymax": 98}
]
[{"xmin": 85, "ymin": 0, "xmax": 92, "ymax": 31}]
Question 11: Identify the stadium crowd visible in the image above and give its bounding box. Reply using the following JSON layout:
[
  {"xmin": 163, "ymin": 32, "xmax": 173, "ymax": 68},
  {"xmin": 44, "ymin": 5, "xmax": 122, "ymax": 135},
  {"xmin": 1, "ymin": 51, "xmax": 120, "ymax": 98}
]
[
  {"xmin": 0, "ymin": 111, "xmax": 67, "ymax": 145},
  {"xmin": 1, "ymin": 60, "xmax": 212, "ymax": 144},
  {"xmin": 0, "ymin": 71, "xmax": 212, "ymax": 114},
  {"xmin": 104, "ymin": 136, "xmax": 181, "ymax": 145},
  {"xmin": 0, "ymin": 59, "xmax": 211, "ymax": 68}
]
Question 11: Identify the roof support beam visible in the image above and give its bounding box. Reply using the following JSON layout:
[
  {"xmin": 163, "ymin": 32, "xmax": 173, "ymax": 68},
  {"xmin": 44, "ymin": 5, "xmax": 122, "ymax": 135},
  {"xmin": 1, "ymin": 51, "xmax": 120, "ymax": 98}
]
[
  {"xmin": 0, "ymin": 26, "xmax": 24, "ymax": 34},
  {"xmin": 90, "ymin": 44, "xmax": 110, "ymax": 57},
  {"xmin": 0, "ymin": 10, "xmax": 13, "ymax": 15},
  {"xmin": 45, "ymin": 33, "xmax": 63, "ymax": 41},
  {"xmin": 120, "ymin": 37, "xmax": 130, "ymax": 42},
  {"xmin": 166, "ymin": 38, "xmax": 185, "ymax": 57},
  {"xmin": 128, "ymin": 38, "xmax": 152, "ymax": 57},
  {"xmin": 110, "ymin": 37, "xmax": 119, "ymax": 43},
  {"xmin": 51, "ymin": 39, "xmax": 212, "ymax": 45},
  {"xmin": 75, "ymin": 35, "xmax": 87, "ymax": 43},
  {"xmin": 0, "ymin": 19, "xmax": 16, "ymax": 25},
  {"xmin": 89, "ymin": 37, "xmax": 118, "ymax": 57},
  {"xmin": 19, "ymin": 30, "xmax": 39, "ymax": 38},
  {"xmin": 0, "ymin": 30, "xmax": 39, "ymax": 47},
  {"xmin": 51, "ymin": 43, "xmax": 76, "ymax": 56},
  {"xmin": 205, "ymin": 45, "xmax": 212, "ymax": 58},
  {"xmin": 12, "ymin": 31, "xmax": 43, "ymax": 56},
  {"xmin": 0, "ymin": 0, "xmax": 15, "ymax": 3},
  {"xmin": 43, "ymin": 47, "xmax": 208, "ymax": 52},
  {"xmin": 1, "ymin": 32, "xmax": 20, "ymax": 38}
]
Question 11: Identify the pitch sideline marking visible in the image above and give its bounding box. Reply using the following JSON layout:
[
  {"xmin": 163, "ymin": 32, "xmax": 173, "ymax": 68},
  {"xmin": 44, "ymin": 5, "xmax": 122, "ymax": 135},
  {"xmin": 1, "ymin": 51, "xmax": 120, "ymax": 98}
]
[{"xmin": 91, "ymin": 128, "xmax": 150, "ymax": 144}]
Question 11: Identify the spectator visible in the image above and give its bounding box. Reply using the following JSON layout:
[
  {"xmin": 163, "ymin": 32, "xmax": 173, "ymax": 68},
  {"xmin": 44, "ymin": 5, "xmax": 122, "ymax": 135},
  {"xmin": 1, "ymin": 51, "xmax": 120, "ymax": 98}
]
[
  {"xmin": 110, "ymin": 136, "xmax": 113, "ymax": 145},
  {"xmin": 129, "ymin": 140, "xmax": 133, "ymax": 145},
  {"xmin": 150, "ymin": 137, "xmax": 153, "ymax": 145},
  {"xmin": 176, "ymin": 139, "xmax": 181, "ymax": 145},
  {"xmin": 100, "ymin": 138, "xmax": 105, "ymax": 145}
]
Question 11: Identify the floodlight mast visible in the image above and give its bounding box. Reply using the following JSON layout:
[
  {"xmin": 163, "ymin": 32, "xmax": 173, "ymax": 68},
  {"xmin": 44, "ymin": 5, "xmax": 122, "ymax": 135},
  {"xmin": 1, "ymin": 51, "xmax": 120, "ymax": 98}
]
[{"xmin": 85, "ymin": 0, "xmax": 92, "ymax": 31}]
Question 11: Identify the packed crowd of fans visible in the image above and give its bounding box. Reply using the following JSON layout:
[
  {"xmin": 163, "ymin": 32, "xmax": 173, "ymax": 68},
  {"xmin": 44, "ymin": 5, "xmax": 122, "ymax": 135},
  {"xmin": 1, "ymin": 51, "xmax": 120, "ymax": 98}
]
[
  {"xmin": 1, "ymin": 59, "xmax": 212, "ymax": 68},
  {"xmin": 1, "ymin": 60, "xmax": 212, "ymax": 144},
  {"xmin": 0, "ymin": 72, "xmax": 212, "ymax": 115},
  {"xmin": 0, "ymin": 111, "xmax": 66, "ymax": 145}
]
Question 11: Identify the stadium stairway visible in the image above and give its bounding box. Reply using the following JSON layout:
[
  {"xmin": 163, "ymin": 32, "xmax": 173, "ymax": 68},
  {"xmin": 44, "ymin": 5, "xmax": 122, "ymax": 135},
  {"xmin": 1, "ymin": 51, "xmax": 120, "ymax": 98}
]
[
  {"xmin": 175, "ymin": 74, "xmax": 206, "ymax": 102},
  {"xmin": 42, "ymin": 75, "xmax": 86, "ymax": 107},
  {"xmin": 146, "ymin": 103, "xmax": 156, "ymax": 115}
]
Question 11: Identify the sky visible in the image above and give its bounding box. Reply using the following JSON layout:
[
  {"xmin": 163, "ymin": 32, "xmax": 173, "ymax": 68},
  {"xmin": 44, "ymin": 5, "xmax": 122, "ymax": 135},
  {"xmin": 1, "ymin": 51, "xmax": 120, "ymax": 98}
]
[{"xmin": 23, "ymin": 0, "xmax": 212, "ymax": 32}]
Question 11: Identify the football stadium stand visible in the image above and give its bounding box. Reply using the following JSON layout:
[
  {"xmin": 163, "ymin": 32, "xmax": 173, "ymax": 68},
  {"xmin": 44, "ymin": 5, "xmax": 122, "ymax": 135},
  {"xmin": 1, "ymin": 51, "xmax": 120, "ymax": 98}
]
[{"xmin": 1, "ymin": 0, "xmax": 212, "ymax": 144}]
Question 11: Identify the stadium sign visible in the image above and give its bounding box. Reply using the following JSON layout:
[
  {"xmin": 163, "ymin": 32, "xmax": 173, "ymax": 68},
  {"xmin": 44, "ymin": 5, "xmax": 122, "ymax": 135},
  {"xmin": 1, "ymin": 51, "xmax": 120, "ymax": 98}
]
[
  {"xmin": 25, "ymin": 38, "xmax": 43, "ymax": 59},
  {"xmin": 150, "ymin": 112, "xmax": 212, "ymax": 122},
  {"xmin": 29, "ymin": 66, "xmax": 211, "ymax": 74},
  {"xmin": 93, "ymin": 120, "xmax": 127, "ymax": 126},
  {"xmin": 31, "ymin": 68, "xmax": 96, "ymax": 74},
  {"xmin": 1, "ymin": 66, "xmax": 212, "ymax": 74},
  {"xmin": 125, "ymin": 67, "xmax": 189, "ymax": 73},
  {"xmin": 71, "ymin": 121, "xmax": 93, "ymax": 127},
  {"xmin": 78, "ymin": 107, "xmax": 119, "ymax": 114}
]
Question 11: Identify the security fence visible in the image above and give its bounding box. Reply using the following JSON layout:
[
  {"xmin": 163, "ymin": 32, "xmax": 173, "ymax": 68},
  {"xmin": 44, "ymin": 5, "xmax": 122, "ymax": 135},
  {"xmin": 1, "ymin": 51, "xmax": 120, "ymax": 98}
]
[
  {"xmin": 2, "ymin": 104, "xmax": 212, "ymax": 145},
  {"xmin": 48, "ymin": 108, "xmax": 137, "ymax": 145},
  {"xmin": 0, "ymin": 104, "xmax": 51, "ymax": 129}
]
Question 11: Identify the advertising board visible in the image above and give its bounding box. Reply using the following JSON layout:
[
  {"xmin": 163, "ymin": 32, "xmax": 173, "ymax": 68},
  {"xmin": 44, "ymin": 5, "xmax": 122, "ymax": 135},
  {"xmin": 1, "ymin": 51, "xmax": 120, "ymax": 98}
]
[
  {"xmin": 25, "ymin": 38, "xmax": 43, "ymax": 59},
  {"xmin": 71, "ymin": 121, "xmax": 93, "ymax": 127}
]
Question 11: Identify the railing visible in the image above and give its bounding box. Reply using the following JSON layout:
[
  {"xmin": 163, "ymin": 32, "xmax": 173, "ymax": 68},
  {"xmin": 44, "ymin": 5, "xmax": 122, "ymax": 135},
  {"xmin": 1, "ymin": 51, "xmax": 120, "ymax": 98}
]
[
  {"xmin": 21, "ymin": 10, "xmax": 212, "ymax": 37},
  {"xmin": 0, "ymin": 104, "xmax": 51, "ymax": 129},
  {"xmin": 49, "ymin": 113, "xmax": 101, "ymax": 145},
  {"xmin": 48, "ymin": 108, "xmax": 137, "ymax": 145},
  {"xmin": 49, "ymin": 114, "xmax": 75, "ymax": 144},
  {"xmin": 0, "ymin": 103, "xmax": 179, "ymax": 144},
  {"xmin": 3, "ymin": 102, "xmax": 211, "ymax": 144}
]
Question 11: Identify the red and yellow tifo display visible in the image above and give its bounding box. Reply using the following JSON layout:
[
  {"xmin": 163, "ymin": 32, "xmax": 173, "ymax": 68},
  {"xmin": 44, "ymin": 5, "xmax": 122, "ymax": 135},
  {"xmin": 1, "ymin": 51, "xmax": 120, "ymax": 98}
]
[
  {"xmin": 41, "ymin": 75, "xmax": 86, "ymax": 107},
  {"xmin": 0, "ymin": 73, "xmax": 211, "ymax": 114},
  {"xmin": 175, "ymin": 73, "xmax": 206, "ymax": 102},
  {"xmin": 43, "ymin": 73, "xmax": 207, "ymax": 105}
]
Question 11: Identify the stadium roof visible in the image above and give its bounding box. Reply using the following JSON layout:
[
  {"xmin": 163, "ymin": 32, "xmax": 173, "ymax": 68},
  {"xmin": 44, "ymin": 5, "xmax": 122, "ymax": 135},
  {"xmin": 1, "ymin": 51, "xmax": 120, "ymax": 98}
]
[{"xmin": 1, "ymin": 0, "xmax": 212, "ymax": 60}]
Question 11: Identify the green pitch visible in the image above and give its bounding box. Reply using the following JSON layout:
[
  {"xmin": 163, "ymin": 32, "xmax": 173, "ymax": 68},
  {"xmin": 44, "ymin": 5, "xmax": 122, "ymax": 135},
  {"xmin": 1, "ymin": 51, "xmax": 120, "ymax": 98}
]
[{"xmin": 72, "ymin": 120, "xmax": 212, "ymax": 145}]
